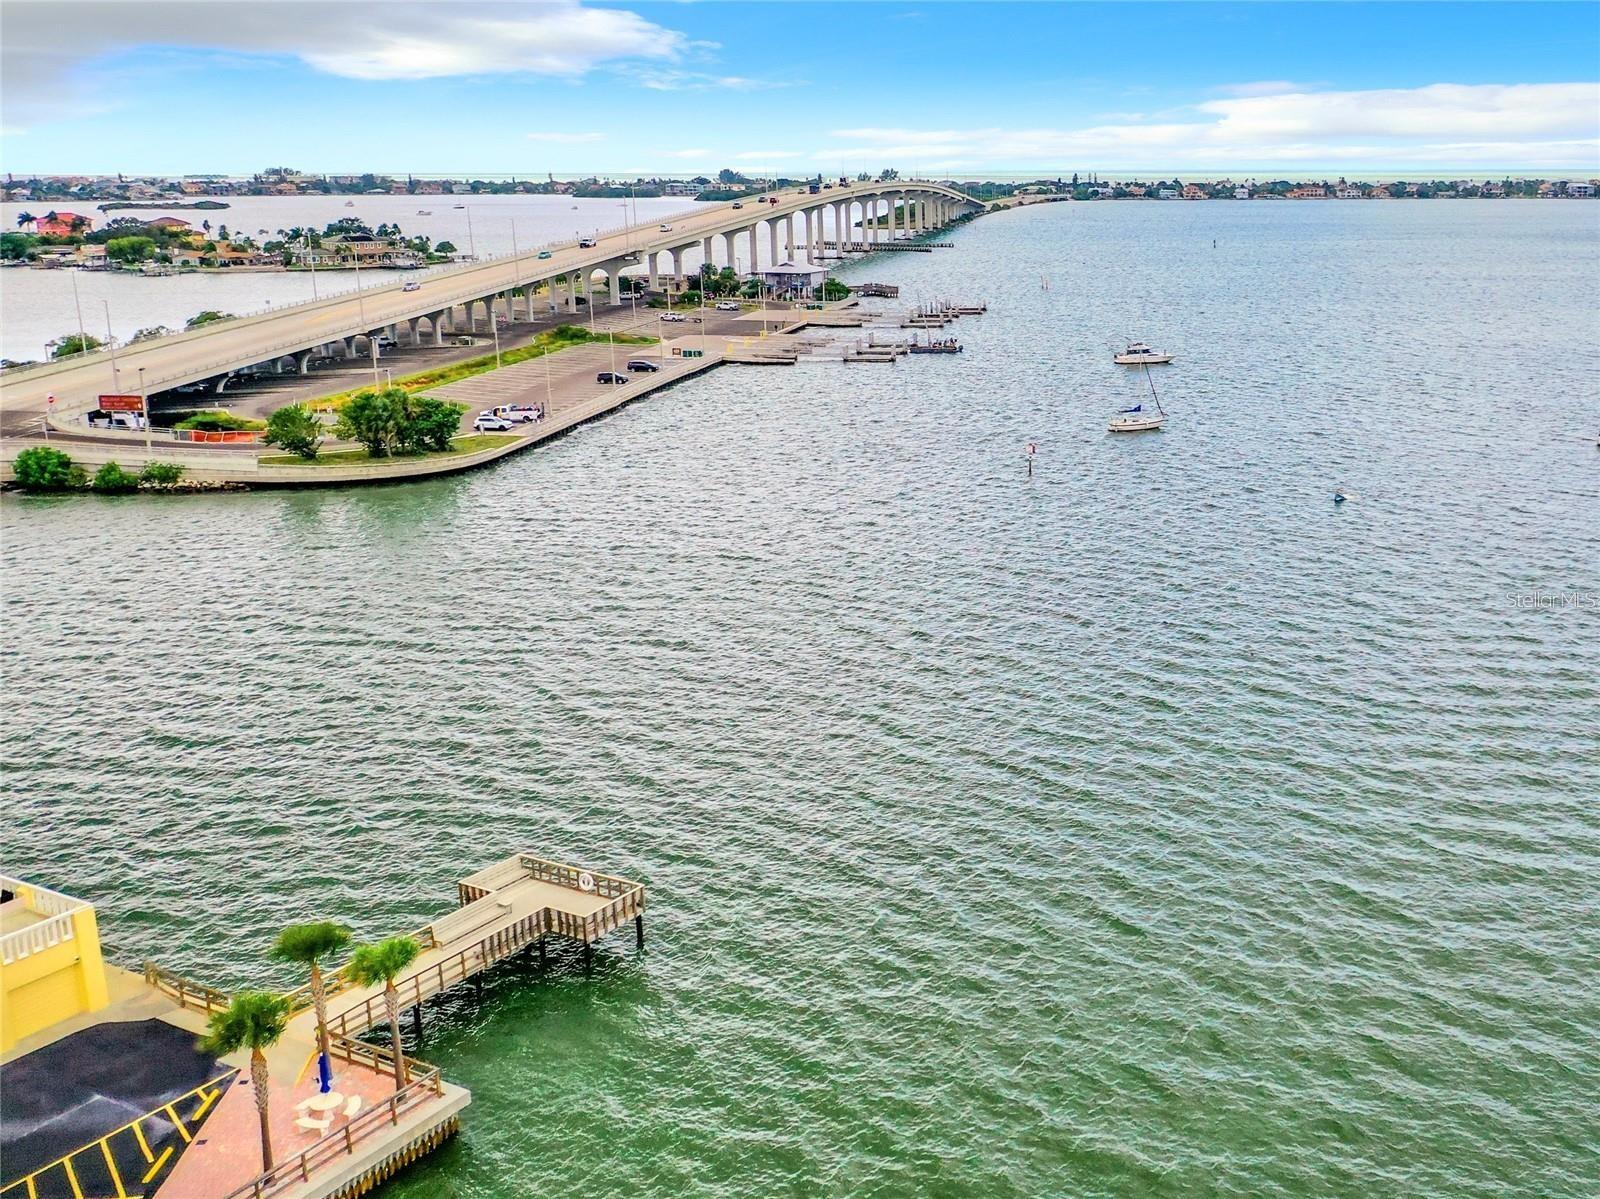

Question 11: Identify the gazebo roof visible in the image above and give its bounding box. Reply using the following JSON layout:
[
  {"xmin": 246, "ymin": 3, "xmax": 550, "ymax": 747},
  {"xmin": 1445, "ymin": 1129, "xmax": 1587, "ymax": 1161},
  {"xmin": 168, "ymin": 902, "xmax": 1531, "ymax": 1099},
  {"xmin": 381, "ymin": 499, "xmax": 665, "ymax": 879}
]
[{"xmin": 759, "ymin": 260, "xmax": 825, "ymax": 276}]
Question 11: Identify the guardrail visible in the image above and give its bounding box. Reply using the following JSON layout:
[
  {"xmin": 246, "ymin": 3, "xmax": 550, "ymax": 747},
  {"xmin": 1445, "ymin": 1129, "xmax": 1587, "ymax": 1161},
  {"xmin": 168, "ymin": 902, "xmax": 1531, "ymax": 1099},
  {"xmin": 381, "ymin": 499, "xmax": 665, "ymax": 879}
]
[{"xmin": 143, "ymin": 960, "xmax": 233, "ymax": 1015}]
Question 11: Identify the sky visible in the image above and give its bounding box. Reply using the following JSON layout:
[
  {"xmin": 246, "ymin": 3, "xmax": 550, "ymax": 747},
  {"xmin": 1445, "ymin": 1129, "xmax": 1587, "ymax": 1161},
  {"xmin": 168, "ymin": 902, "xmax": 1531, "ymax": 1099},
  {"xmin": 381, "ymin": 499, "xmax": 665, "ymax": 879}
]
[{"xmin": 1, "ymin": 0, "xmax": 1597, "ymax": 178}]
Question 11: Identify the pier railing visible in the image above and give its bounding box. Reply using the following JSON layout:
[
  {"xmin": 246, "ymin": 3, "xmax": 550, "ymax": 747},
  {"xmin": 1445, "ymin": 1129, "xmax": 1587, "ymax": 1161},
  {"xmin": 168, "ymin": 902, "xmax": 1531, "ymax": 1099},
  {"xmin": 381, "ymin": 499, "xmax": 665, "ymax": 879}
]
[
  {"xmin": 144, "ymin": 960, "xmax": 233, "ymax": 1015},
  {"xmin": 517, "ymin": 853, "xmax": 639, "ymax": 900},
  {"xmin": 281, "ymin": 920, "xmax": 438, "ymax": 1016},
  {"xmin": 219, "ymin": 1057, "xmax": 445, "ymax": 1199}
]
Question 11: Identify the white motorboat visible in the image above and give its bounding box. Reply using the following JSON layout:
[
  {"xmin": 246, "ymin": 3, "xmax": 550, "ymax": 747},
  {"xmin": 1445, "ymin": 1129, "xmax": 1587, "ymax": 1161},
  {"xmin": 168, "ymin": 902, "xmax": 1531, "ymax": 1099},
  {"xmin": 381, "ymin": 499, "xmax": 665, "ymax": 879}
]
[
  {"xmin": 1113, "ymin": 341, "xmax": 1175, "ymax": 365},
  {"xmin": 1108, "ymin": 364, "xmax": 1168, "ymax": 432}
]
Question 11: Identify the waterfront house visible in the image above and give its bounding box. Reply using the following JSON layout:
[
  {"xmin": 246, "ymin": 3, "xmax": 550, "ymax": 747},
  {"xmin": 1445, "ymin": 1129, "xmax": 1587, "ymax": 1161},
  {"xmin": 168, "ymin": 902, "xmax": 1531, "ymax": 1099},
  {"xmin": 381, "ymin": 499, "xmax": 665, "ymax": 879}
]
[
  {"xmin": 146, "ymin": 216, "xmax": 192, "ymax": 231},
  {"xmin": 1288, "ymin": 185, "xmax": 1328, "ymax": 199},
  {"xmin": 1567, "ymin": 182, "xmax": 1595, "ymax": 198},
  {"xmin": 33, "ymin": 210, "xmax": 94, "ymax": 235},
  {"xmin": 1233, "ymin": 186, "xmax": 1251, "ymax": 199},
  {"xmin": 1335, "ymin": 186, "xmax": 1363, "ymax": 199},
  {"xmin": 1182, "ymin": 184, "xmax": 1207, "ymax": 200},
  {"xmin": 1156, "ymin": 188, "xmax": 1179, "ymax": 200}
]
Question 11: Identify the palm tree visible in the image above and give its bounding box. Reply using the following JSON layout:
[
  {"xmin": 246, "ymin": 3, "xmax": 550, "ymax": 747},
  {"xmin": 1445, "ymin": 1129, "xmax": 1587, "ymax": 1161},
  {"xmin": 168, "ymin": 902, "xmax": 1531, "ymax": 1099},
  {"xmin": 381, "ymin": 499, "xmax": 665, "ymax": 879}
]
[
  {"xmin": 344, "ymin": 937, "xmax": 421, "ymax": 1089},
  {"xmin": 200, "ymin": 991, "xmax": 292, "ymax": 1172},
  {"xmin": 270, "ymin": 921, "xmax": 350, "ymax": 1085},
  {"xmin": 15, "ymin": 211, "xmax": 34, "ymax": 229}
]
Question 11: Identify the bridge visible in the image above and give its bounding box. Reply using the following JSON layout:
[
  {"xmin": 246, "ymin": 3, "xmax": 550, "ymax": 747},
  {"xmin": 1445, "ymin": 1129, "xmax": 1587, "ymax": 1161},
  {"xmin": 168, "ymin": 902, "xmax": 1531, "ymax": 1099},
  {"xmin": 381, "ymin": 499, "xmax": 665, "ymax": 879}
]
[{"xmin": 0, "ymin": 181, "xmax": 981, "ymax": 432}]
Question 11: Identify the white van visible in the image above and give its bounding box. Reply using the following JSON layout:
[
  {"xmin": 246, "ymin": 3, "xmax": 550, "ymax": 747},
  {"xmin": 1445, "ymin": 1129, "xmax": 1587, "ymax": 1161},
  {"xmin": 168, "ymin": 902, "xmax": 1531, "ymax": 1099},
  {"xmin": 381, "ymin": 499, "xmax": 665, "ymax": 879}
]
[{"xmin": 86, "ymin": 411, "xmax": 147, "ymax": 431}]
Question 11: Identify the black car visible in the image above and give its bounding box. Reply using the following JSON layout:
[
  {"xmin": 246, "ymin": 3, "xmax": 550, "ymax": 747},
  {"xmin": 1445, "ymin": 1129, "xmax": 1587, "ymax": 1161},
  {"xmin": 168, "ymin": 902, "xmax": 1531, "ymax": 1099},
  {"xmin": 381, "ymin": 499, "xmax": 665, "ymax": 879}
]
[
  {"xmin": 626, "ymin": 360, "xmax": 660, "ymax": 373},
  {"xmin": 597, "ymin": 371, "xmax": 629, "ymax": 384}
]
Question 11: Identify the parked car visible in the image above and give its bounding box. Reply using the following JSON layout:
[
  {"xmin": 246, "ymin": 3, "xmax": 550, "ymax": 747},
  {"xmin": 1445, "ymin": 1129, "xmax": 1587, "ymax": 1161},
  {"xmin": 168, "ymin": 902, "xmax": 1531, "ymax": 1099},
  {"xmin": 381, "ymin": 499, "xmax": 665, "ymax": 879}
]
[
  {"xmin": 374, "ymin": 334, "xmax": 398, "ymax": 349},
  {"xmin": 715, "ymin": 301, "xmax": 741, "ymax": 312},
  {"xmin": 661, "ymin": 312, "xmax": 686, "ymax": 322},
  {"xmin": 626, "ymin": 360, "xmax": 660, "ymax": 373},
  {"xmin": 473, "ymin": 411, "xmax": 514, "ymax": 432},
  {"xmin": 578, "ymin": 237, "xmax": 597, "ymax": 248},
  {"xmin": 454, "ymin": 336, "xmax": 476, "ymax": 346},
  {"xmin": 537, "ymin": 250, "xmax": 553, "ymax": 259},
  {"xmin": 596, "ymin": 371, "xmax": 629, "ymax": 385},
  {"xmin": 402, "ymin": 281, "xmax": 421, "ymax": 292},
  {"xmin": 495, "ymin": 404, "xmax": 543, "ymax": 423},
  {"xmin": 659, "ymin": 223, "xmax": 673, "ymax": 232}
]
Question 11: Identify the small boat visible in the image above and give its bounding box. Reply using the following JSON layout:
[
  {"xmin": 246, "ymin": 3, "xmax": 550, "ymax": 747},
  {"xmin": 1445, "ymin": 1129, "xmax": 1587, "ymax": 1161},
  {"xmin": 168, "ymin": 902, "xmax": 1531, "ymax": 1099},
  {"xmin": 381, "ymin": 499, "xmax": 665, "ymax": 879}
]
[
  {"xmin": 909, "ymin": 337, "xmax": 962, "ymax": 354},
  {"xmin": 1108, "ymin": 363, "xmax": 1167, "ymax": 432},
  {"xmin": 1113, "ymin": 341, "xmax": 1175, "ymax": 365},
  {"xmin": 454, "ymin": 204, "xmax": 466, "ymax": 209},
  {"xmin": 344, "ymin": 200, "xmax": 355, "ymax": 207},
  {"xmin": 416, "ymin": 209, "xmax": 432, "ymax": 215}
]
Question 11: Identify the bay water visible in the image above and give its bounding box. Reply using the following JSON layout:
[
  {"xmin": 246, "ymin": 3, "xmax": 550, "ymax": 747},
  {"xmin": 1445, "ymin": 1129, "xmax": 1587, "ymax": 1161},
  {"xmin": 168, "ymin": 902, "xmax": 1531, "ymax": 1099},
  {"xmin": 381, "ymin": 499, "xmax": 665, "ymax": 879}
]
[{"xmin": 4, "ymin": 199, "xmax": 1597, "ymax": 1197}]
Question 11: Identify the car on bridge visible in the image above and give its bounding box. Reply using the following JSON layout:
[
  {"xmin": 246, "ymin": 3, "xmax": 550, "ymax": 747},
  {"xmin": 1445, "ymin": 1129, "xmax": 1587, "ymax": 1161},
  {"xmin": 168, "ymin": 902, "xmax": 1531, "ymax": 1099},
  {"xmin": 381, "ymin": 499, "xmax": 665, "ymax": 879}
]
[
  {"xmin": 627, "ymin": 360, "xmax": 660, "ymax": 373},
  {"xmin": 659, "ymin": 224, "xmax": 673, "ymax": 232},
  {"xmin": 578, "ymin": 237, "xmax": 597, "ymax": 248},
  {"xmin": 538, "ymin": 250, "xmax": 553, "ymax": 259},
  {"xmin": 473, "ymin": 411, "xmax": 514, "ymax": 432},
  {"xmin": 732, "ymin": 201, "xmax": 744, "ymax": 209},
  {"xmin": 402, "ymin": 281, "xmax": 421, "ymax": 292},
  {"xmin": 596, "ymin": 371, "xmax": 629, "ymax": 385}
]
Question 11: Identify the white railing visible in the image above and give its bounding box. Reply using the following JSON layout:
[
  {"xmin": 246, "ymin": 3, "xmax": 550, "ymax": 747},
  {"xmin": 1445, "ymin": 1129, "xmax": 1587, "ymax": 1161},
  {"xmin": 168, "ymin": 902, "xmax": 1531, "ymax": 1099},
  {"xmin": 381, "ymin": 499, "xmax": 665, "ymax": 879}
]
[
  {"xmin": 0, "ymin": 910, "xmax": 77, "ymax": 965},
  {"xmin": 0, "ymin": 873, "xmax": 87, "ymax": 917}
]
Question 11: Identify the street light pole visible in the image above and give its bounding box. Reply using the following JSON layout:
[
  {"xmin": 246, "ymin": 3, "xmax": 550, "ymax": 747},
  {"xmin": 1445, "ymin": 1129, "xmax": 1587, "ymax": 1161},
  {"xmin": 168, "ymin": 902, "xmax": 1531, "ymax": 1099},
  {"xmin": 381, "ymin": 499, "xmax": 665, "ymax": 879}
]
[
  {"xmin": 70, "ymin": 269, "xmax": 90, "ymax": 360},
  {"xmin": 102, "ymin": 300, "xmax": 120, "ymax": 389},
  {"xmin": 138, "ymin": 365, "xmax": 151, "ymax": 454}
]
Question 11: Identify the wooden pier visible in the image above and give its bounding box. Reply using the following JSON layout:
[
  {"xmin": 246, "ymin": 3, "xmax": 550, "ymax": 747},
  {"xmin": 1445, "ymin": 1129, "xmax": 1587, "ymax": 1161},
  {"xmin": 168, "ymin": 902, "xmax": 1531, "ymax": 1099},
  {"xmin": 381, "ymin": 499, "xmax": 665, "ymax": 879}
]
[{"xmin": 137, "ymin": 852, "xmax": 645, "ymax": 1199}]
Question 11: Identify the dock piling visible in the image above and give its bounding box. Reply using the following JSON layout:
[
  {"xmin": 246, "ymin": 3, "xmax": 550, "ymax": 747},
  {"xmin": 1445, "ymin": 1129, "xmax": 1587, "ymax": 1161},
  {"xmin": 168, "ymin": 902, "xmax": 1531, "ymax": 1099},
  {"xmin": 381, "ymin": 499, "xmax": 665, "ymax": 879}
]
[
  {"xmin": 412, "ymin": 1004, "xmax": 424, "ymax": 1042},
  {"xmin": 635, "ymin": 915, "xmax": 645, "ymax": 951}
]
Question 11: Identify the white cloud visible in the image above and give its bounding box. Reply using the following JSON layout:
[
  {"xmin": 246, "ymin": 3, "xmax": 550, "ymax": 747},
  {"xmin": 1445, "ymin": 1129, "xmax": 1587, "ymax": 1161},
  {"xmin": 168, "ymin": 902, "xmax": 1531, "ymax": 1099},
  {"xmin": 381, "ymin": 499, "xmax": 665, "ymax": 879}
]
[
  {"xmin": 1, "ymin": 0, "xmax": 688, "ymax": 125},
  {"xmin": 732, "ymin": 151, "xmax": 803, "ymax": 161},
  {"xmin": 822, "ymin": 83, "xmax": 1600, "ymax": 169},
  {"xmin": 526, "ymin": 131, "xmax": 606, "ymax": 144},
  {"xmin": 660, "ymin": 148, "xmax": 711, "ymax": 159},
  {"xmin": 1215, "ymin": 81, "xmax": 1319, "ymax": 98},
  {"xmin": 634, "ymin": 69, "xmax": 792, "ymax": 92}
]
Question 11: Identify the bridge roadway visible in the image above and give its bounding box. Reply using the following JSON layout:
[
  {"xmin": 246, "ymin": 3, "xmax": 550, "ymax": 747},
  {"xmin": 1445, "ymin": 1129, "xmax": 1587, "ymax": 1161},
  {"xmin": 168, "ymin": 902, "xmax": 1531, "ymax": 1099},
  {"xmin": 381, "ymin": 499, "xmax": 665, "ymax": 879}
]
[{"xmin": 0, "ymin": 182, "xmax": 979, "ymax": 433}]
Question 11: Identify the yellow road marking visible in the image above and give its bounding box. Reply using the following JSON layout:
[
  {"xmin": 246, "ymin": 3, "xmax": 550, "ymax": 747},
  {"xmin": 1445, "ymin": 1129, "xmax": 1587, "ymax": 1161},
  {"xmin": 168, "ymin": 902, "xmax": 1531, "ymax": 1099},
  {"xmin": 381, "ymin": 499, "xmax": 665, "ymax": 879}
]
[
  {"xmin": 98, "ymin": 1139, "xmax": 128, "ymax": 1199},
  {"xmin": 191, "ymin": 1086, "xmax": 220, "ymax": 1119},
  {"xmin": 132, "ymin": 1120, "xmax": 155, "ymax": 1162},
  {"xmin": 62, "ymin": 1158, "xmax": 84, "ymax": 1199},
  {"xmin": 164, "ymin": 1104, "xmax": 191, "ymax": 1143},
  {"xmin": 141, "ymin": 1146, "xmax": 174, "ymax": 1185}
]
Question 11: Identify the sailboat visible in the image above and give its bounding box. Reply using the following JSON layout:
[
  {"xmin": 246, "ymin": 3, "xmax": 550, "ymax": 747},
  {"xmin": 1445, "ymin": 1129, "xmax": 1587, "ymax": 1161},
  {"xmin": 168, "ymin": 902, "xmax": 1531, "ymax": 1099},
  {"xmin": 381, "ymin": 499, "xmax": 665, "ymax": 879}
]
[{"xmin": 1108, "ymin": 363, "xmax": 1167, "ymax": 432}]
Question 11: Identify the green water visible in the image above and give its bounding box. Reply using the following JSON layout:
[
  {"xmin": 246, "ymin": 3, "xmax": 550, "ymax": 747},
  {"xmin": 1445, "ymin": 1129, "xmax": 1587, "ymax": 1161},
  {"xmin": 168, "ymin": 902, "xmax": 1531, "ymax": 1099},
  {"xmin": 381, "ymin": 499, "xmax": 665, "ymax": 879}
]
[{"xmin": 5, "ymin": 200, "xmax": 1597, "ymax": 1197}]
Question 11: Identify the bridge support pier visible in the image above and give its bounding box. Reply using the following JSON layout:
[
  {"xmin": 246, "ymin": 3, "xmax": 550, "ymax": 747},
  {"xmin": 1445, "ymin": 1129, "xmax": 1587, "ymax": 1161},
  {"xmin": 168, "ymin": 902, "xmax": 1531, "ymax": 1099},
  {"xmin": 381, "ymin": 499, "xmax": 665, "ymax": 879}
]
[
  {"xmin": 785, "ymin": 215, "xmax": 795, "ymax": 262},
  {"xmin": 432, "ymin": 313, "xmax": 445, "ymax": 345},
  {"xmin": 608, "ymin": 266, "xmax": 622, "ymax": 306},
  {"xmin": 296, "ymin": 350, "xmax": 313, "ymax": 375}
]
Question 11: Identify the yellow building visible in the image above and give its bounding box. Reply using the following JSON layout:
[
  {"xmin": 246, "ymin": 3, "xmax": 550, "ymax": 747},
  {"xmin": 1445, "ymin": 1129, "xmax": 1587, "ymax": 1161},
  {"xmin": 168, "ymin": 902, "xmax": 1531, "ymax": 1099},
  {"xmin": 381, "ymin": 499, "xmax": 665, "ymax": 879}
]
[{"xmin": 0, "ymin": 874, "xmax": 110, "ymax": 1054}]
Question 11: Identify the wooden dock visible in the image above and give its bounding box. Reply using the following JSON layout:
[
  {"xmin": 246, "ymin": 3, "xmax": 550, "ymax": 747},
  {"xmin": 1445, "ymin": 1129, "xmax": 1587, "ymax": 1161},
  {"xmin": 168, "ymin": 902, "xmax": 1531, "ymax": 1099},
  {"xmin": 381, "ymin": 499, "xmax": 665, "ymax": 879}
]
[{"xmin": 138, "ymin": 852, "xmax": 645, "ymax": 1199}]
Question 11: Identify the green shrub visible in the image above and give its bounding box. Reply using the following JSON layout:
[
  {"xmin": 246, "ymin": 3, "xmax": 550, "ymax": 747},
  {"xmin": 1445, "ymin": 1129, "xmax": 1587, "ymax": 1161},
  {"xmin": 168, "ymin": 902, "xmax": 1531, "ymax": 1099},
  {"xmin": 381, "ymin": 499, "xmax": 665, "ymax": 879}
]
[
  {"xmin": 139, "ymin": 461, "xmax": 185, "ymax": 486},
  {"xmin": 91, "ymin": 462, "xmax": 139, "ymax": 493},
  {"xmin": 66, "ymin": 465, "xmax": 89, "ymax": 490},
  {"xmin": 401, "ymin": 397, "xmax": 467, "ymax": 454},
  {"xmin": 265, "ymin": 404, "xmax": 323, "ymax": 459},
  {"xmin": 185, "ymin": 309, "xmax": 235, "ymax": 329},
  {"xmin": 174, "ymin": 409, "xmax": 264, "ymax": 432},
  {"xmin": 13, "ymin": 446, "xmax": 77, "ymax": 491}
]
